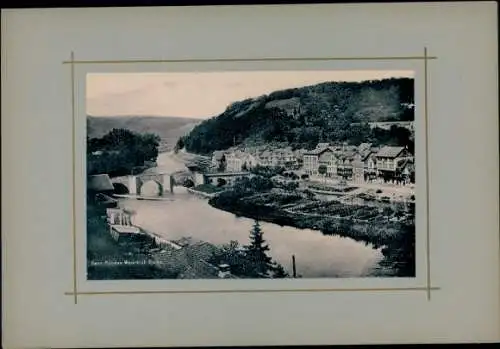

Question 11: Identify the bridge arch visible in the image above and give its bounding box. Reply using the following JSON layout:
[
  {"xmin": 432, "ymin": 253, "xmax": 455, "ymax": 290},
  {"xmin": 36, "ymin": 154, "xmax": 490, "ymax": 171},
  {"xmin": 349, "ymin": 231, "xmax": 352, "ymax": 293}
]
[
  {"xmin": 111, "ymin": 173, "xmax": 175, "ymax": 197},
  {"xmin": 112, "ymin": 182, "xmax": 130, "ymax": 194},
  {"xmin": 139, "ymin": 179, "xmax": 164, "ymax": 197},
  {"xmin": 129, "ymin": 173, "xmax": 174, "ymax": 196}
]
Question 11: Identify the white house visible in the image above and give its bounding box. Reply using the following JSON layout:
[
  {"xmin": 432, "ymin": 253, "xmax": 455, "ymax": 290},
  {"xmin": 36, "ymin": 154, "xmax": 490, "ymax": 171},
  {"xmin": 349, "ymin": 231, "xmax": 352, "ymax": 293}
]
[
  {"xmin": 225, "ymin": 151, "xmax": 244, "ymax": 172},
  {"xmin": 375, "ymin": 146, "xmax": 411, "ymax": 181},
  {"xmin": 303, "ymin": 147, "xmax": 335, "ymax": 176}
]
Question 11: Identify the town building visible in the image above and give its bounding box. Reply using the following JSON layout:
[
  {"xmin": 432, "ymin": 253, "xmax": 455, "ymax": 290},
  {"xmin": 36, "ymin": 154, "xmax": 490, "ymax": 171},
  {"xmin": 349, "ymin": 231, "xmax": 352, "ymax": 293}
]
[
  {"xmin": 303, "ymin": 147, "xmax": 335, "ymax": 176},
  {"xmin": 336, "ymin": 154, "xmax": 354, "ymax": 180},
  {"xmin": 211, "ymin": 150, "xmax": 226, "ymax": 169},
  {"xmin": 225, "ymin": 151, "xmax": 244, "ymax": 172},
  {"xmin": 363, "ymin": 151, "xmax": 378, "ymax": 182},
  {"xmin": 316, "ymin": 142, "xmax": 331, "ymax": 150},
  {"xmin": 395, "ymin": 158, "xmax": 415, "ymax": 184},
  {"xmin": 351, "ymin": 152, "xmax": 365, "ymax": 183},
  {"xmin": 293, "ymin": 148, "xmax": 307, "ymax": 161},
  {"xmin": 211, "ymin": 151, "xmax": 226, "ymax": 171},
  {"xmin": 375, "ymin": 146, "xmax": 412, "ymax": 182},
  {"xmin": 257, "ymin": 150, "xmax": 272, "ymax": 166},
  {"xmin": 106, "ymin": 208, "xmax": 132, "ymax": 226},
  {"xmin": 109, "ymin": 225, "xmax": 145, "ymax": 243},
  {"xmin": 225, "ymin": 151, "xmax": 258, "ymax": 172},
  {"xmin": 269, "ymin": 147, "xmax": 296, "ymax": 167},
  {"xmin": 242, "ymin": 153, "xmax": 259, "ymax": 169},
  {"xmin": 325, "ymin": 151, "xmax": 339, "ymax": 178},
  {"xmin": 87, "ymin": 174, "xmax": 117, "ymax": 207},
  {"xmin": 202, "ymin": 172, "xmax": 252, "ymax": 187},
  {"xmin": 349, "ymin": 121, "xmax": 415, "ymax": 132}
]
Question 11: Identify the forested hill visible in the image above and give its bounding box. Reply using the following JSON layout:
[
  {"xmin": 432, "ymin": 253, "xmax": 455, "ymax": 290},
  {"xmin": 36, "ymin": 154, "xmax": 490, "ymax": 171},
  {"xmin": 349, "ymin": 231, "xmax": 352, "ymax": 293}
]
[
  {"xmin": 87, "ymin": 115, "xmax": 200, "ymax": 151},
  {"xmin": 181, "ymin": 78, "xmax": 414, "ymax": 154}
]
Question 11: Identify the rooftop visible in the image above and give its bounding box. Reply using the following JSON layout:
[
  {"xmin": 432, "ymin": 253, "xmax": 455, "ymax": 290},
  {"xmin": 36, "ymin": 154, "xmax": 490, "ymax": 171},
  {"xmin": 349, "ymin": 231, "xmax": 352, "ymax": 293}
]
[
  {"xmin": 110, "ymin": 225, "xmax": 142, "ymax": 234},
  {"xmin": 87, "ymin": 174, "xmax": 114, "ymax": 192},
  {"xmin": 212, "ymin": 151, "xmax": 225, "ymax": 160},
  {"xmin": 304, "ymin": 147, "xmax": 334, "ymax": 156},
  {"xmin": 316, "ymin": 143, "xmax": 330, "ymax": 149},
  {"xmin": 376, "ymin": 146, "xmax": 406, "ymax": 158},
  {"xmin": 204, "ymin": 171, "xmax": 250, "ymax": 177}
]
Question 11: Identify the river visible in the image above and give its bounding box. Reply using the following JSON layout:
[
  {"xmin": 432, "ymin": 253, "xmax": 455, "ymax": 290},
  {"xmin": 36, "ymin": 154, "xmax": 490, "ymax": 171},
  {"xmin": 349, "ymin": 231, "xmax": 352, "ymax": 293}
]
[{"xmin": 118, "ymin": 152, "xmax": 383, "ymax": 278}]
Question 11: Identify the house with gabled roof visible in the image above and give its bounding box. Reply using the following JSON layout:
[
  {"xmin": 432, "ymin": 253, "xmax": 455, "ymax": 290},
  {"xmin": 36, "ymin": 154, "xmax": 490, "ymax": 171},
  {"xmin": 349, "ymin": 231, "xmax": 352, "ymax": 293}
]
[
  {"xmin": 352, "ymin": 151, "xmax": 366, "ymax": 183},
  {"xmin": 316, "ymin": 142, "xmax": 331, "ymax": 150},
  {"xmin": 362, "ymin": 151, "xmax": 378, "ymax": 182},
  {"xmin": 336, "ymin": 152, "xmax": 355, "ymax": 180},
  {"xmin": 395, "ymin": 158, "xmax": 415, "ymax": 184},
  {"xmin": 357, "ymin": 142, "xmax": 372, "ymax": 153},
  {"xmin": 211, "ymin": 151, "xmax": 226, "ymax": 171},
  {"xmin": 257, "ymin": 150, "xmax": 272, "ymax": 166},
  {"xmin": 88, "ymin": 174, "xmax": 114, "ymax": 193},
  {"xmin": 375, "ymin": 146, "xmax": 411, "ymax": 181},
  {"xmin": 87, "ymin": 174, "xmax": 117, "ymax": 207},
  {"xmin": 303, "ymin": 146, "xmax": 334, "ymax": 176}
]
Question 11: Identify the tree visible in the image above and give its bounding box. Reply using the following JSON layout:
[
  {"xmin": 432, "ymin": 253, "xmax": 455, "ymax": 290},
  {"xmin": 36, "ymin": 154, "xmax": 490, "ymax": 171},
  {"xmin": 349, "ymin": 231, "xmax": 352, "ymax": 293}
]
[
  {"xmin": 112, "ymin": 182, "xmax": 129, "ymax": 194},
  {"xmin": 378, "ymin": 224, "xmax": 415, "ymax": 277},
  {"xmin": 283, "ymin": 182, "xmax": 299, "ymax": 191},
  {"xmin": 87, "ymin": 128, "xmax": 160, "ymax": 177},
  {"xmin": 271, "ymin": 262, "xmax": 288, "ymax": 278},
  {"xmin": 183, "ymin": 178, "xmax": 195, "ymax": 188},
  {"xmin": 245, "ymin": 221, "xmax": 273, "ymax": 277},
  {"xmin": 301, "ymin": 174, "xmax": 309, "ymax": 180},
  {"xmin": 181, "ymin": 78, "xmax": 414, "ymax": 154},
  {"xmin": 303, "ymin": 189, "xmax": 315, "ymax": 199},
  {"xmin": 217, "ymin": 156, "xmax": 227, "ymax": 172},
  {"xmin": 174, "ymin": 137, "xmax": 185, "ymax": 153},
  {"xmin": 209, "ymin": 240, "xmax": 253, "ymax": 277},
  {"xmin": 318, "ymin": 164, "xmax": 328, "ymax": 183}
]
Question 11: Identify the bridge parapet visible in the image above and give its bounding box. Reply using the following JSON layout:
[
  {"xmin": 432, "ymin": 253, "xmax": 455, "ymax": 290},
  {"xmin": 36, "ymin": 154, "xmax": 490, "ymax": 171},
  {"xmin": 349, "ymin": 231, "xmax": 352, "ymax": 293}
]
[{"xmin": 111, "ymin": 172, "xmax": 175, "ymax": 196}]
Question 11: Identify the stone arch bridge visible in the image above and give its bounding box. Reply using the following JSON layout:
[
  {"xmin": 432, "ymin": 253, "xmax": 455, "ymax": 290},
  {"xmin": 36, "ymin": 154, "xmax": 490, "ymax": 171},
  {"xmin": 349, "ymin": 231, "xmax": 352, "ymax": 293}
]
[{"xmin": 112, "ymin": 172, "xmax": 175, "ymax": 196}]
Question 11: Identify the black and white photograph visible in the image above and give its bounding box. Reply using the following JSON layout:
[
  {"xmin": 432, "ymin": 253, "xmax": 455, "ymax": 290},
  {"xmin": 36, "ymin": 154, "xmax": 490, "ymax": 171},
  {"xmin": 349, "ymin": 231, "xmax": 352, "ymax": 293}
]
[{"xmin": 86, "ymin": 70, "xmax": 416, "ymax": 280}]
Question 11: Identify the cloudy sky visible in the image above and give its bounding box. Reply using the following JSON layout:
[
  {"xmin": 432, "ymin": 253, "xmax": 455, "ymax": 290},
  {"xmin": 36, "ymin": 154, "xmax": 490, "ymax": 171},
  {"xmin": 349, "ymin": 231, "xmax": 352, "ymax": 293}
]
[{"xmin": 87, "ymin": 70, "xmax": 414, "ymax": 119}]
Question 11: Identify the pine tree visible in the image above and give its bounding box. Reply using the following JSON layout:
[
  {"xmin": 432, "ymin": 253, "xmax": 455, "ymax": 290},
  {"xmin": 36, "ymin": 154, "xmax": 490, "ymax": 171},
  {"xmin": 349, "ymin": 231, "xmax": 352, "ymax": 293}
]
[
  {"xmin": 245, "ymin": 221, "xmax": 273, "ymax": 277},
  {"xmin": 271, "ymin": 262, "xmax": 288, "ymax": 278}
]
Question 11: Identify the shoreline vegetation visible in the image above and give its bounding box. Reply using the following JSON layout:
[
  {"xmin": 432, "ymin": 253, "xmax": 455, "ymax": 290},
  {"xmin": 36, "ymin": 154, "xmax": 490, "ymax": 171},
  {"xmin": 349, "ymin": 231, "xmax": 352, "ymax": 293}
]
[
  {"xmin": 86, "ymin": 205, "xmax": 182, "ymax": 280},
  {"xmin": 206, "ymin": 168, "xmax": 415, "ymax": 277},
  {"xmin": 87, "ymin": 202, "xmax": 290, "ymax": 279}
]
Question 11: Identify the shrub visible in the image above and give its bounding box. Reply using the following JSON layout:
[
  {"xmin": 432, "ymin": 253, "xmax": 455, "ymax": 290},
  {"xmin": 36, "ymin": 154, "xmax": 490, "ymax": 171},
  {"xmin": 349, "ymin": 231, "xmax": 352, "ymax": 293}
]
[{"xmin": 183, "ymin": 178, "xmax": 195, "ymax": 188}]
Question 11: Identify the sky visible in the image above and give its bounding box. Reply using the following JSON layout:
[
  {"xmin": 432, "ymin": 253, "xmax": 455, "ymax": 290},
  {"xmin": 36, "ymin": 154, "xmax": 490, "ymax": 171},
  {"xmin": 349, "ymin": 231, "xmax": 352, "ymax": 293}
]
[{"xmin": 87, "ymin": 70, "xmax": 414, "ymax": 119}]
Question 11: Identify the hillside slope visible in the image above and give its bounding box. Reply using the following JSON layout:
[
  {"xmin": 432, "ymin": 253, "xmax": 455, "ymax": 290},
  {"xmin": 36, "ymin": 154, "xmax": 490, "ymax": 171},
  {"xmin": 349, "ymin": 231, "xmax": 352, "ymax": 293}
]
[{"xmin": 182, "ymin": 78, "xmax": 414, "ymax": 154}]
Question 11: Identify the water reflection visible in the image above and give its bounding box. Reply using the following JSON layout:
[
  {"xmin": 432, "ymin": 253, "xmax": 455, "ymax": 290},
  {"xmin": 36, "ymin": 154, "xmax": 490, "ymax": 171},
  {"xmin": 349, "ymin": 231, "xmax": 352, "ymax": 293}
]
[{"xmin": 119, "ymin": 190, "xmax": 383, "ymax": 278}]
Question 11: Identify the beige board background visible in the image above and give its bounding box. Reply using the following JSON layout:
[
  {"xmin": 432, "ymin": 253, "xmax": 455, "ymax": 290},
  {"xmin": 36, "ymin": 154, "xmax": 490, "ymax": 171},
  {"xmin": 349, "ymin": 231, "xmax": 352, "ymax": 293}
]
[{"xmin": 2, "ymin": 2, "xmax": 499, "ymax": 347}]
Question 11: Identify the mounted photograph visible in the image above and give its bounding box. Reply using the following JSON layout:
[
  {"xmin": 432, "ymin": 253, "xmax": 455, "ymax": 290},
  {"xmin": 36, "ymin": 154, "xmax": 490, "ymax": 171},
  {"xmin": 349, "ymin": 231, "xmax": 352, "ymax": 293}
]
[{"xmin": 86, "ymin": 70, "xmax": 416, "ymax": 280}]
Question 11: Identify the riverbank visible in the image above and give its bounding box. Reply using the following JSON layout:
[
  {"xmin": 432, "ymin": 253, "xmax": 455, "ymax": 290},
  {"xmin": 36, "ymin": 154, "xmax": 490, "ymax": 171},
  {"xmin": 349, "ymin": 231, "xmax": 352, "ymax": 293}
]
[
  {"xmin": 208, "ymin": 192, "xmax": 415, "ymax": 276},
  {"xmin": 86, "ymin": 204, "xmax": 181, "ymax": 279},
  {"xmin": 187, "ymin": 185, "xmax": 222, "ymax": 198},
  {"xmin": 107, "ymin": 151, "xmax": 390, "ymax": 277}
]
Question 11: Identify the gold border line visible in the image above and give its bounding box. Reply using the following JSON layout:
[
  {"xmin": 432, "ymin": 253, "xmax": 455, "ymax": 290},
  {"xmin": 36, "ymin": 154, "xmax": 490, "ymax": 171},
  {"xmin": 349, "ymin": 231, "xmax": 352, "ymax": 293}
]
[
  {"xmin": 65, "ymin": 287, "xmax": 441, "ymax": 296},
  {"xmin": 62, "ymin": 56, "xmax": 437, "ymax": 65},
  {"xmin": 69, "ymin": 51, "xmax": 436, "ymax": 301},
  {"xmin": 70, "ymin": 51, "xmax": 78, "ymax": 305},
  {"xmin": 424, "ymin": 47, "xmax": 432, "ymax": 301}
]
